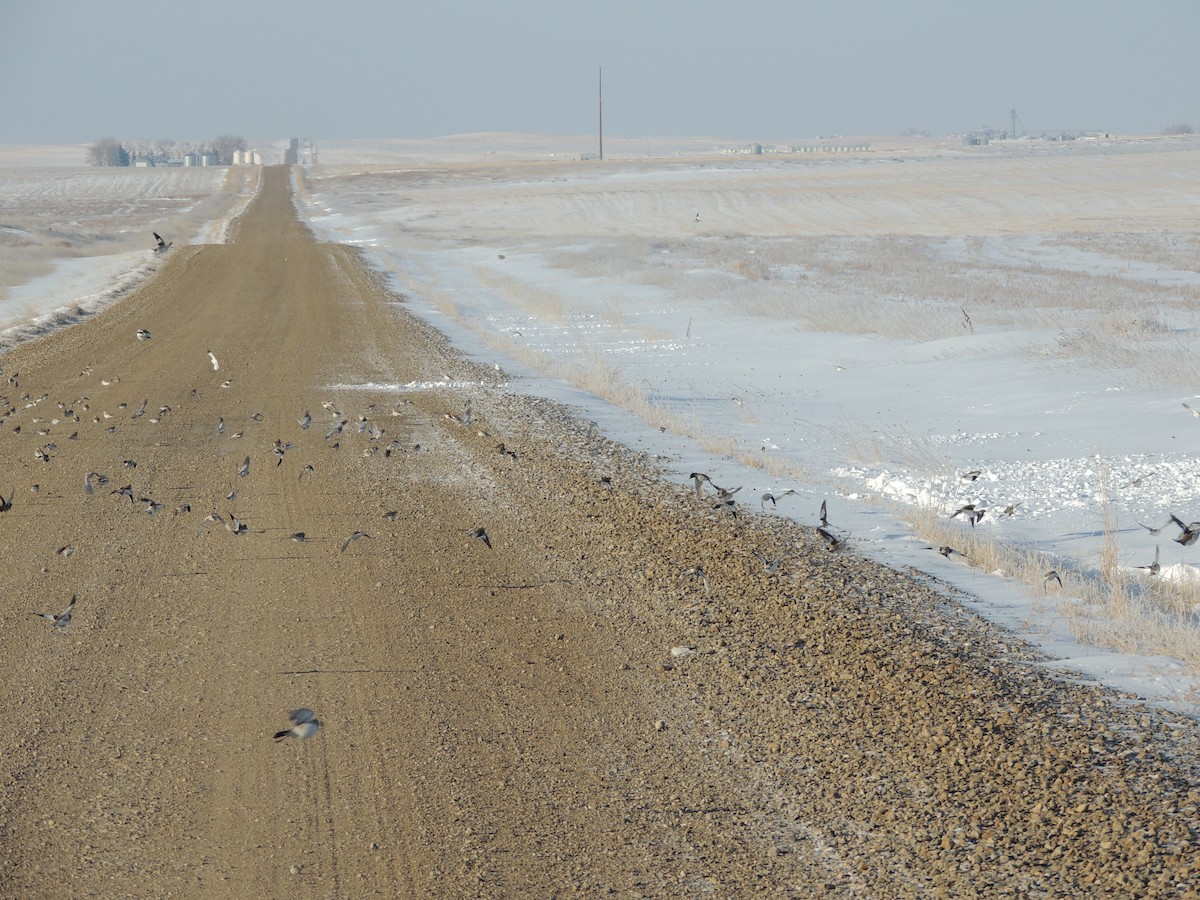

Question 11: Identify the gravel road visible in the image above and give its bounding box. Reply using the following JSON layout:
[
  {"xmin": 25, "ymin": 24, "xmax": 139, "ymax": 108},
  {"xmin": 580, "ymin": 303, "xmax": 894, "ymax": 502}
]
[{"xmin": 1, "ymin": 167, "xmax": 1197, "ymax": 898}]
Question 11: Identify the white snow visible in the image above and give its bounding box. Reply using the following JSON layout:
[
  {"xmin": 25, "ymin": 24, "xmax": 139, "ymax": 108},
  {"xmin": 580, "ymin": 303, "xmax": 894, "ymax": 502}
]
[{"xmin": 6, "ymin": 134, "xmax": 1200, "ymax": 709}]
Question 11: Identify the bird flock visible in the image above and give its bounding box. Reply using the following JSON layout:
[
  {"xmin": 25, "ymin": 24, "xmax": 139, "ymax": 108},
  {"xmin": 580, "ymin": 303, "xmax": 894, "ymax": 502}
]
[{"xmin": 4, "ymin": 330, "xmax": 499, "ymax": 744}]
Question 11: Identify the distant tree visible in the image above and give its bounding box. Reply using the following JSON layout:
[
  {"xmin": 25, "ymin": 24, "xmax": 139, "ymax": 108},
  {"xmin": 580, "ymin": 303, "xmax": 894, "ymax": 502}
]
[
  {"xmin": 87, "ymin": 137, "xmax": 130, "ymax": 167},
  {"xmin": 152, "ymin": 138, "xmax": 177, "ymax": 163},
  {"xmin": 210, "ymin": 133, "xmax": 247, "ymax": 165},
  {"xmin": 1163, "ymin": 124, "xmax": 1194, "ymax": 135}
]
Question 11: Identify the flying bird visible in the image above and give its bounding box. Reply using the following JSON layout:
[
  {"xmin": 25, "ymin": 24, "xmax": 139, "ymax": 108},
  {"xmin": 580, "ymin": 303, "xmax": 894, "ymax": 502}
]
[
  {"xmin": 1138, "ymin": 517, "xmax": 1176, "ymax": 536},
  {"xmin": 469, "ymin": 527, "xmax": 492, "ymax": 549},
  {"xmin": 136, "ymin": 328, "xmax": 152, "ymax": 341},
  {"xmin": 341, "ymin": 530, "xmax": 371, "ymax": 553},
  {"xmin": 299, "ymin": 411, "xmax": 311, "ymax": 430},
  {"xmin": 1169, "ymin": 515, "xmax": 1200, "ymax": 546},
  {"xmin": 153, "ymin": 232, "xmax": 171, "ymax": 253},
  {"xmin": 1043, "ymin": 570, "xmax": 1063, "ymax": 591},
  {"xmin": 207, "ymin": 351, "xmax": 219, "ymax": 371},
  {"xmin": 237, "ymin": 456, "xmax": 250, "ymax": 478},
  {"xmin": 290, "ymin": 532, "xmax": 307, "ymax": 542},
  {"xmin": 0, "ymin": 488, "xmax": 13, "ymax": 512},
  {"xmin": 1135, "ymin": 546, "xmax": 1160, "ymax": 576},
  {"xmin": 33, "ymin": 595, "xmax": 76, "ymax": 630},
  {"xmin": 689, "ymin": 472, "xmax": 711, "ymax": 496},
  {"xmin": 273, "ymin": 708, "xmax": 320, "ymax": 742},
  {"xmin": 816, "ymin": 527, "xmax": 847, "ymax": 552}
]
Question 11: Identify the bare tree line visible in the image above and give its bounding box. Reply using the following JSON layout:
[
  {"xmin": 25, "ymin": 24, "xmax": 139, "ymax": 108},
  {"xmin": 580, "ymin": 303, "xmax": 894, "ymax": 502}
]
[{"xmin": 87, "ymin": 134, "xmax": 247, "ymax": 167}]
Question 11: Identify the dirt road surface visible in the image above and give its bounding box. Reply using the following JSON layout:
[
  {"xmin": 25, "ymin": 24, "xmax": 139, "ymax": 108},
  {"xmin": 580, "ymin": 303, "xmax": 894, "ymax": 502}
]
[{"xmin": 1, "ymin": 167, "xmax": 1198, "ymax": 898}]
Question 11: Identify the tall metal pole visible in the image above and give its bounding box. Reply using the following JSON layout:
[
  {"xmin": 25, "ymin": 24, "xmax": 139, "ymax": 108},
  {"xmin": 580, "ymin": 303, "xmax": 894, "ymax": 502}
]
[{"xmin": 599, "ymin": 67, "xmax": 604, "ymax": 161}]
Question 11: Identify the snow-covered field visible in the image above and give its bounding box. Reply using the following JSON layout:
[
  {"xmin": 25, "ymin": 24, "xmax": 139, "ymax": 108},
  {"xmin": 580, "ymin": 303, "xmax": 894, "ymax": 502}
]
[
  {"xmin": 6, "ymin": 134, "xmax": 1200, "ymax": 708},
  {"xmin": 0, "ymin": 148, "xmax": 259, "ymax": 346}
]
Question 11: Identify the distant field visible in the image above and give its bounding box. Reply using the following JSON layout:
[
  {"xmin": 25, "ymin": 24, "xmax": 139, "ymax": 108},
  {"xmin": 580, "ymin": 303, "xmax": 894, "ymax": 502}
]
[{"xmin": 0, "ymin": 163, "xmax": 257, "ymax": 315}]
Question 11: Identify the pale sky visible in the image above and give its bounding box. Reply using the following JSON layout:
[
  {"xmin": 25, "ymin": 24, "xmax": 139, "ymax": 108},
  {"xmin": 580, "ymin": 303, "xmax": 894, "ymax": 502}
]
[{"xmin": 2, "ymin": 0, "xmax": 1196, "ymax": 144}]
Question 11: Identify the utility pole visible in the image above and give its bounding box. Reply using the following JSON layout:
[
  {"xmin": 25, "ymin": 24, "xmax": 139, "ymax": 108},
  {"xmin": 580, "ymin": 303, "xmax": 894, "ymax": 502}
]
[{"xmin": 599, "ymin": 67, "xmax": 604, "ymax": 161}]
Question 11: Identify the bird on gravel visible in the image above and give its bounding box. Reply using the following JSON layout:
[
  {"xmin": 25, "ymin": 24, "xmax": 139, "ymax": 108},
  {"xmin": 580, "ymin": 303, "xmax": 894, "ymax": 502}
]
[
  {"xmin": 680, "ymin": 567, "xmax": 709, "ymax": 592},
  {"xmin": 33, "ymin": 595, "xmax": 76, "ymax": 630},
  {"xmin": 341, "ymin": 530, "xmax": 371, "ymax": 553},
  {"xmin": 136, "ymin": 328, "xmax": 152, "ymax": 341},
  {"xmin": 713, "ymin": 484, "xmax": 742, "ymax": 503},
  {"xmin": 174, "ymin": 503, "xmax": 191, "ymax": 516},
  {"xmin": 237, "ymin": 456, "xmax": 250, "ymax": 478},
  {"xmin": 207, "ymin": 351, "xmax": 219, "ymax": 371},
  {"xmin": 469, "ymin": 527, "xmax": 492, "ymax": 549},
  {"xmin": 816, "ymin": 527, "xmax": 847, "ymax": 552},
  {"xmin": 273, "ymin": 708, "xmax": 320, "ymax": 742},
  {"xmin": 299, "ymin": 411, "xmax": 311, "ymax": 430},
  {"xmin": 0, "ymin": 488, "xmax": 13, "ymax": 512},
  {"xmin": 599, "ymin": 475, "xmax": 613, "ymax": 492},
  {"xmin": 298, "ymin": 465, "xmax": 314, "ymax": 481},
  {"xmin": 753, "ymin": 552, "xmax": 782, "ymax": 574},
  {"xmin": 290, "ymin": 532, "xmax": 307, "ymax": 543}
]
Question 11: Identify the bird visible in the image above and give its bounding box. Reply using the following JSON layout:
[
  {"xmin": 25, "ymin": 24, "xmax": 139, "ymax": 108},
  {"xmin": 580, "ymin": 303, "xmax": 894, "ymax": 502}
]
[
  {"xmin": 382, "ymin": 510, "xmax": 398, "ymax": 521},
  {"xmin": 136, "ymin": 328, "xmax": 152, "ymax": 341},
  {"xmin": 1043, "ymin": 570, "xmax": 1063, "ymax": 591},
  {"xmin": 689, "ymin": 472, "xmax": 711, "ymax": 496},
  {"xmin": 950, "ymin": 503, "xmax": 977, "ymax": 519},
  {"xmin": 33, "ymin": 595, "xmax": 76, "ymax": 630},
  {"xmin": 999, "ymin": 503, "xmax": 1021, "ymax": 518},
  {"xmin": 299, "ymin": 411, "xmax": 311, "ymax": 430},
  {"xmin": 111, "ymin": 484, "xmax": 134, "ymax": 503},
  {"xmin": 694, "ymin": 212, "xmax": 701, "ymax": 223},
  {"xmin": 273, "ymin": 708, "xmax": 320, "ymax": 742},
  {"xmin": 207, "ymin": 350, "xmax": 219, "ymax": 371},
  {"xmin": 816, "ymin": 527, "xmax": 846, "ymax": 552},
  {"xmin": 713, "ymin": 484, "xmax": 742, "ymax": 503},
  {"xmin": 469, "ymin": 527, "xmax": 492, "ymax": 549},
  {"xmin": 1135, "ymin": 546, "xmax": 1160, "ymax": 576},
  {"xmin": 930, "ymin": 545, "xmax": 964, "ymax": 559},
  {"xmin": 226, "ymin": 513, "xmax": 250, "ymax": 536},
  {"xmin": 1169, "ymin": 515, "xmax": 1200, "ymax": 546},
  {"xmin": 152, "ymin": 232, "xmax": 171, "ymax": 253},
  {"xmin": 599, "ymin": 475, "xmax": 613, "ymax": 492},
  {"xmin": 1184, "ymin": 402, "xmax": 1200, "ymax": 418},
  {"xmin": 753, "ymin": 552, "xmax": 782, "ymax": 574},
  {"xmin": 298, "ymin": 464, "xmax": 314, "ymax": 481},
  {"xmin": 960, "ymin": 469, "xmax": 982, "ymax": 482},
  {"xmin": 341, "ymin": 530, "xmax": 371, "ymax": 553},
  {"xmin": 217, "ymin": 417, "xmax": 225, "ymax": 434},
  {"xmin": 237, "ymin": 456, "xmax": 250, "ymax": 478},
  {"xmin": 1138, "ymin": 517, "xmax": 1176, "ymax": 536},
  {"xmin": 174, "ymin": 503, "xmax": 192, "ymax": 516},
  {"xmin": 680, "ymin": 567, "xmax": 709, "ymax": 592},
  {"xmin": 290, "ymin": 532, "xmax": 307, "ymax": 542},
  {"xmin": 819, "ymin": 499, "xmax": 830, "ymax": 528},
  {"xmin": 0, "ymin": 488, "xmax": 13, "ymax": 512},
  {"xmin": 761, "ymin": 489, "xmax": 796, "ymax": 510}
]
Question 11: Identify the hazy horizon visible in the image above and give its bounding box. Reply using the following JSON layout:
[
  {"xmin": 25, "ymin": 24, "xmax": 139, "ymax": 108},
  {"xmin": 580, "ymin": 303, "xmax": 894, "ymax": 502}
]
[{"xmin": 2, "ymin": 0, "xmax": 1197, "ymax": 144}]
